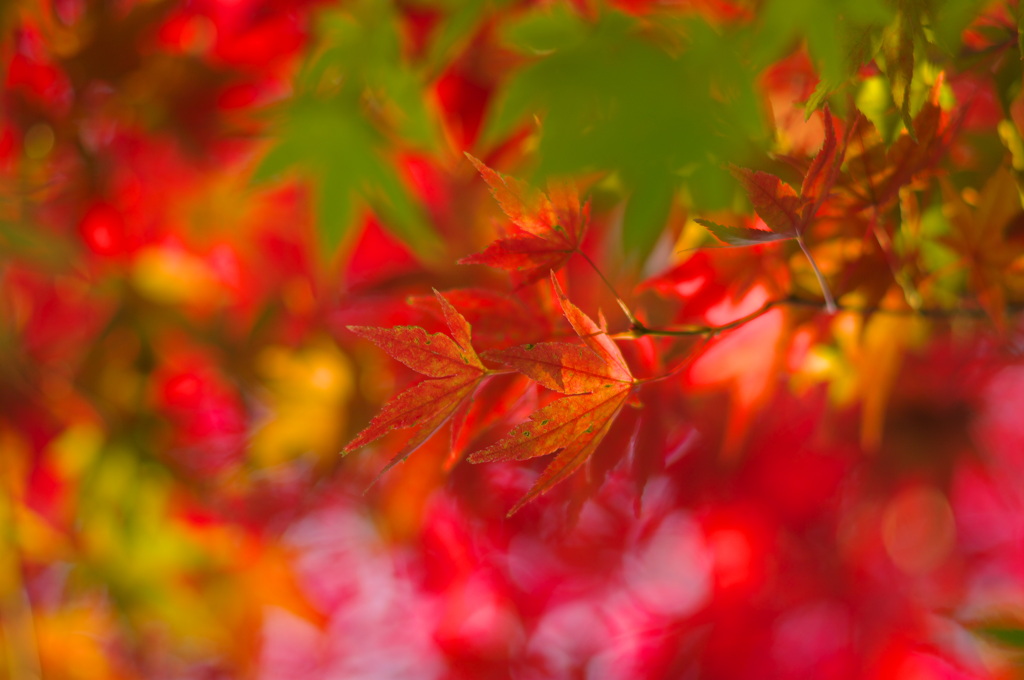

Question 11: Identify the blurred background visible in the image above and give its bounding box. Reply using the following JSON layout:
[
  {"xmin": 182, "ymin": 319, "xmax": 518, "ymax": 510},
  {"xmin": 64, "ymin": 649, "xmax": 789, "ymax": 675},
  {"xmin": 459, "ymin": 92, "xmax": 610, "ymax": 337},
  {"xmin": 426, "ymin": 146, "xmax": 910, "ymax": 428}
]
[{"xmin": 4, "ymin": 0, "xmax": 1024, "ymax": 678}]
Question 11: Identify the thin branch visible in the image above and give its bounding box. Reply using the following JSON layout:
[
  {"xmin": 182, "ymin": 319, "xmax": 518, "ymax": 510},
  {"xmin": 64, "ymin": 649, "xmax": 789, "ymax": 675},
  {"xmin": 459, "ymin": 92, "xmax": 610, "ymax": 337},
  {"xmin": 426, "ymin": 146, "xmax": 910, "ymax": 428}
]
[
  {"xmin": 615, "ymin": 294, "xmax": 1006, "ymax": 341},
  {"xmin": 619, "ymin": 299, "xmax": 782, "ymax": 339}
]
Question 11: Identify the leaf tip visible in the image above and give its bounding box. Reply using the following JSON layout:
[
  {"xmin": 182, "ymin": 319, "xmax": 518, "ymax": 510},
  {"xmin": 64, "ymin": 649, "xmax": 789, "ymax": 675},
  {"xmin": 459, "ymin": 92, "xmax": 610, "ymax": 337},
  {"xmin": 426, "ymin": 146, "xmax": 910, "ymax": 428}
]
[
  {"xmin": 464, "ymin": 151, "xmax": 486, "ymax": 173},
  {"xmin": 549, "ymin": 270, "xmax": 566, "ymax": 299}
]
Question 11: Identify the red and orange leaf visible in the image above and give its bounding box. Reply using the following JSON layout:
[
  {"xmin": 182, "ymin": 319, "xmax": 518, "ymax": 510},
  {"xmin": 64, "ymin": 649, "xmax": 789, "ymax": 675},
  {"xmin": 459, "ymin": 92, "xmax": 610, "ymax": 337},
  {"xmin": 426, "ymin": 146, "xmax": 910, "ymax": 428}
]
[
  {"xmin": 448, "ymin": 373, "xmax": 536, "ymax": 468},
  {"xmin": 435, "ymin": 286, "xmax": 476, "ymax": 355},
  {"xmin": 347, "ymin": 291, "xmax": 484, "ymax": 378},
  {"xmin": 467, "ymin": 278, "xmax": 635, "ymax": 513},
  {"xmin": 506, "ymin": 392, "xmax": 627, "ymax": 516},
  {"xmin": 459, "ymin": 235, "xmax": 578, "ymax": 281},
  {"xmin": 460, "ymin": 154, "xmax": 589, "ymax": 283},
  {"xmin": 344, "ymin": 291, "xmax": 488, "ymax": 475},
  {"xmin": 406, "ymin": 287, "xmax": 551, "ymax": 348},
  {"xmin": 358, "ymin": 374, "xmax": 483, "ymax": 481},
  {"xmin": 464, "ymin": 152, "xmax": 559, "ymax": 237},
  {"xmin": 728, "ymin": 166, "xmax": 803, "ymax": 236},
  {"xmin": 467, "ymin": 385, "xmax": 631, "ymax": 514},
  {"xmin": 550, "ymin": 273, "xmax": 632, "ymax": 383},
  {"xmin": 799, "ymin": 105, "xmax": 843, "ymax": 222},
  {"xmin": 483, "ymin": 341, "xmax": 629, "ymax": 395}
]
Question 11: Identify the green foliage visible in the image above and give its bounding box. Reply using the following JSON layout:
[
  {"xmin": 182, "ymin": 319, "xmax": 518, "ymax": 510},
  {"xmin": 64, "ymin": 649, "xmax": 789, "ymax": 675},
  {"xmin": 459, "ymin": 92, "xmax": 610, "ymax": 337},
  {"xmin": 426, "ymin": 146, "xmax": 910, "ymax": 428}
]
[
  {"xmin": 254, "ymin": 2, "xmax": 443, "ymax": 257},
  {"xmin": 486, "ymin": 8, "xmax": 768, "ymax": 261}
]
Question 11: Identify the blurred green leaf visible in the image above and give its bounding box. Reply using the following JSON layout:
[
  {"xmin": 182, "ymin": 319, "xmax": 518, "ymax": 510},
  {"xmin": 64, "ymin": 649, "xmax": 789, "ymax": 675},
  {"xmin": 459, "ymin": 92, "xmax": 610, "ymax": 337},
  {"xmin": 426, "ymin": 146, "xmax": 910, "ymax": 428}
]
[
  {"xmin": 485, "ymin": 10, "xmax": 769, "ymax": 264},
  {"xmin": 752, "ymin": 0, "xmax": 892, "ymax": 85},
  {"xmin": 930, "ymin": 0, "xmax": 989, "ymax": 55},
  {"xmin": 974, "ymin": 620, "xmax": 1024, "ymax": 650},
  {"xmin": 501, "ymin": 4, "xmax": 586, "ymax": 53},
  {"xmin": 257, "ymin": 96, "xmax": 443, "ymax": 258},
  {"xmin": 256, "ymin": 1, "xmax": 443, "ymax": 259},
  {"xmin": 420, "ymin": 0, "xmax": 515, "ymax": 74}
]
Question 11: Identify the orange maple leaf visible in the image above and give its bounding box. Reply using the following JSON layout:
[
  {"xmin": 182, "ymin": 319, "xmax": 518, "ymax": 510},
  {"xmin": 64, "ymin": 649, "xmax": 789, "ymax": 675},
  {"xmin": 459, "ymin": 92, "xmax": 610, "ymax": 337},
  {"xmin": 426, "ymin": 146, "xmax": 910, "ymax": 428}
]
[
  {"xmin": 940, "ymin": 166, "xmax": 1024, "ymax": 330},
  {"xmin": 468, "ymin": 273, "xmax": 634, "ymax": 515},
  {"xmin": 696, "ymin": 105, "xmax": 842, "ymax": 247},
  {"xmin": 459, "ymin": 154, "xmax": 589, "ymax": 284},
  {"xmin": 344, "ymin": 290, "xmax": 488, "ymax": 481}
]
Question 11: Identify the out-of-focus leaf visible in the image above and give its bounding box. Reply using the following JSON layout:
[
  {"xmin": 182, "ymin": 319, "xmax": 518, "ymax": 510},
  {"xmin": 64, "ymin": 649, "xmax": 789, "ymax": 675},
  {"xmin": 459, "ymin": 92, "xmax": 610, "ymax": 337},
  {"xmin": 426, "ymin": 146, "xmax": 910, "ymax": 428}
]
[
  {"xmin": 459, "ymin": 154, "xmax": 588, "ymax": 283},
  {"xmin": 698, "ymin": 107, "xmax": 842, "ymax": 247},
  {"xmin": 753, "ymin": 0, "xmax": 892, "ymax": 104},
  {"xmin": 1019, "ymin": 0, "xmax": 1024, "ymax": 60},
  {"xmin": 695, "ymin": 219, "xmax": 794, "ymax": 246},
  {"xmin": 0, "ymin": 220, "xmax": 75, "ymax": 268},
  {"xmin": 727, "ymin": 167, "xmax": 802, "ymax": 235},
  {"xmin": 842, "ymin": 94, "xmax": 965, "ymax": 212},
  {"xmin": 255, "ymin": 2, "xmax": 443, "ymax": 258},
  {"xmin": 880, "ymin": 0, "xmax": 923, "ymax": 140},
  {"xmin": 501, "ymin": 3, "xmax": 586, "ymax": 54},
  {"xmin": 940, "ymin": 166, "xmax": 1024, "ymax": 329},
  {"xmin": 485, "ymin": 9, "xmax": 768, "ymax": 264},
  {"xmin": 974, "ymin": 620, "xmax": 1024, "ymax": 649},
  {"xmin": 930, "ymin": 0, "xmax": 989, "ymax": 55},
  {"xmin": 254, "ymin": 97, "xmax": 438, "ymax": 257},
  {"xmin": 421, "ymin": 0, "xmax": 514, "ymax": 74}
]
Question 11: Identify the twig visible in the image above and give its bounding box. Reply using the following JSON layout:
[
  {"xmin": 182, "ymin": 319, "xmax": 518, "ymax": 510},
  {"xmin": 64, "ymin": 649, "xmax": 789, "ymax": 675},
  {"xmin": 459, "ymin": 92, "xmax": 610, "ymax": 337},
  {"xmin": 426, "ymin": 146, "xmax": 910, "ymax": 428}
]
[{"xmin": 615, "ymin": 294, "xmax": 1005, "ymax": 341}]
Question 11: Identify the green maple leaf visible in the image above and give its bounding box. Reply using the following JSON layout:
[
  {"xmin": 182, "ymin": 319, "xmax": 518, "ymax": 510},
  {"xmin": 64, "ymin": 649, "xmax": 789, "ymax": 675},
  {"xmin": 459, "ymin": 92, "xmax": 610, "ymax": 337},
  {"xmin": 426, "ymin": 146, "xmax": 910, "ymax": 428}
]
[
  {"xmin": 484, "ymin": 7, "xmax": 768, "ymax": 264},
  {"xmin": 253, "ymin": 2, "xmax": 442, "ymax": 259}
]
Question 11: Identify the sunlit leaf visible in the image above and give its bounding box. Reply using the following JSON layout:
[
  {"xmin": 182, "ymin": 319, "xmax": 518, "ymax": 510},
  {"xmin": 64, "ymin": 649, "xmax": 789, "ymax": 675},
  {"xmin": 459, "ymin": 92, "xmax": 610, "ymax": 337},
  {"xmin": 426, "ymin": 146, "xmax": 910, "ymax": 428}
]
[{"xmin": 345, "ymin": 291, "xmax": 488, "ymax": 478}]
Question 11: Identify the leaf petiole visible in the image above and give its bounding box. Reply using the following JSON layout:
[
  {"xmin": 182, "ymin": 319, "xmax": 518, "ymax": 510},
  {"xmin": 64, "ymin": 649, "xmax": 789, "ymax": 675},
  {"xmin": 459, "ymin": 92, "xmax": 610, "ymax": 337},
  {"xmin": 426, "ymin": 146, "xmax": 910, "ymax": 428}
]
[
  {"xmin": 575, "ymin": 249, "xmax": 639, "ymax": 327},
  {"xmin": 795, "ymin": 234, "xmax": 837, "ymax": 313}
]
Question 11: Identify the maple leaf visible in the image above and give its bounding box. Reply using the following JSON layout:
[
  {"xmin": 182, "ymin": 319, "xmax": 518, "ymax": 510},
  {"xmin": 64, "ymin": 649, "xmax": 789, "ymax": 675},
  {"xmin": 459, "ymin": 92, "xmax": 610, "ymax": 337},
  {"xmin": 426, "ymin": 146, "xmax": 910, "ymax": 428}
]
[
  {"xmin": 696, "ymin": 107, "xmax": 843, "ymax": 311},
  {"xmin": 468, "ymin": 273, "xmax": 634, "ymax": 515},
  {"xmin": 940, "ymin": 166, "xmax": 1024, "ymax": 330},
  {"xmin": 405, "ymin": 287, "xmax": 551, "ymax": 348},
  {"xmin": 841, "ymin": 87, "xmax": 965, "ymax": 212},
  {"xmin": 696, "ymin": 105, "xmax": 842, "ymax": 248},
  {"xmin": 344, "ymin": 290, "xmax": 488, "ymax": 481},
  {"xmin": 459, "ymin": 154, "xmax": 589, "ymax": 284},
  {"xmin": 880, "ymin": 0, "xmax": 926, "ymax": 141}
]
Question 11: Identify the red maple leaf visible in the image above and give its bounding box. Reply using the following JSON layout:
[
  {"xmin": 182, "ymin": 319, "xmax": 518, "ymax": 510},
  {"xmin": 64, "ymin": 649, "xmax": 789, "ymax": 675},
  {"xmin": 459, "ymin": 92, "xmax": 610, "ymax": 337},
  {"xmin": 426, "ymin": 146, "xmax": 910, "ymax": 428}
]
[
  {"xmin": 696, "ymin": 105, "xmax": 842, "ymax": 246},
  {"xmin": 344, "ymin": 290, "xmax": 489, "ymax": 481},
  {"xmin": 459, "ymin": 154, "xmax": 590, "ymax": 284},
  {"xmin": 468, "ymin": 273, "xmax": 634, "ymax": 515}
]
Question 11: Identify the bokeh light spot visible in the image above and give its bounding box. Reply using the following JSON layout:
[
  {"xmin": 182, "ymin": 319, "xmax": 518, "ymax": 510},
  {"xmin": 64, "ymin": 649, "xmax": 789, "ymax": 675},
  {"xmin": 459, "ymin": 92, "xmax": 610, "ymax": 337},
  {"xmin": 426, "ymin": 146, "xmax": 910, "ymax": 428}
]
[
  {"xmin": 708, "ymin": 528, "xmax": 752, "ymax": 588},
  {"xmin": 882, "ymin": 485, "xmax": 956, "ymax": 574}
]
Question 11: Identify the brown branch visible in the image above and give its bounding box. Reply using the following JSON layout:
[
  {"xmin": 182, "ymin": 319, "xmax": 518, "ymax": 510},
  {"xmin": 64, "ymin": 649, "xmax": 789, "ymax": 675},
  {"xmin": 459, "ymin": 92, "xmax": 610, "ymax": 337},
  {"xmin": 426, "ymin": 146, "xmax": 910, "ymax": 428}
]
[{"xmin": 618, "ymin": 295, "xmax": 1007, "ymax": 340}]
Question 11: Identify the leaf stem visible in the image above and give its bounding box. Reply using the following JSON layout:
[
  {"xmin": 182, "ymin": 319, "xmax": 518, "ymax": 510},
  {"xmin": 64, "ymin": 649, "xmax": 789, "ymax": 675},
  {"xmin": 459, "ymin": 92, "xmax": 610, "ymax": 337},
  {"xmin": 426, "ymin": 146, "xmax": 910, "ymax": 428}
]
[
  {"xmin": 576, "ymin": 249, "xmax": 639, "ymax": 327},
  {"xmin": 795, "ymin": 234, "xmax": 837, "ymax": 313}
]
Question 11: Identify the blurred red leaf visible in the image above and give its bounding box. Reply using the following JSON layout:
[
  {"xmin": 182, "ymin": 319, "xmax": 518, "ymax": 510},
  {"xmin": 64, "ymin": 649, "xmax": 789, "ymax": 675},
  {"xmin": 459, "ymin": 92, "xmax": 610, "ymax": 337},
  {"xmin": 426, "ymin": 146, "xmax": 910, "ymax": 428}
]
[{"xmin": 459, "ymin": 154, "xmax": 589, "ymax": 284}]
